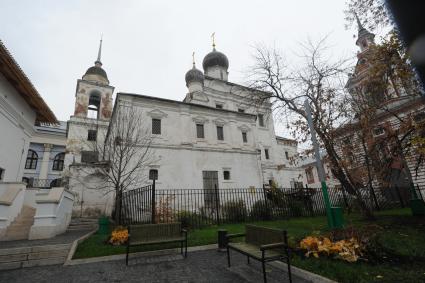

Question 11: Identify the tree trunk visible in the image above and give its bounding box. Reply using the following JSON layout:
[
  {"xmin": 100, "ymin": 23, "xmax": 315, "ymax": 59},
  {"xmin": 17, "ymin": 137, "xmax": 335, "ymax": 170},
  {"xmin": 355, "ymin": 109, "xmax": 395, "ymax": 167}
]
[{"xmin": 321, "ymin": 135, "xmax": 375, "ymax": 220}]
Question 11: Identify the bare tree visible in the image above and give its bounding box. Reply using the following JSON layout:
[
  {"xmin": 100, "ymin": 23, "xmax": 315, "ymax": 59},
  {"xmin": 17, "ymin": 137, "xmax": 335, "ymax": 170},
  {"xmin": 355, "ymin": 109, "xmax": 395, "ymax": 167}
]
[
  {"xmin": 247, "ymin": 37, "xmax": 375, "ymax": 219},
  {"xmin": 67, "ymin": 105, "xmax": 155, "ymax": 223}
]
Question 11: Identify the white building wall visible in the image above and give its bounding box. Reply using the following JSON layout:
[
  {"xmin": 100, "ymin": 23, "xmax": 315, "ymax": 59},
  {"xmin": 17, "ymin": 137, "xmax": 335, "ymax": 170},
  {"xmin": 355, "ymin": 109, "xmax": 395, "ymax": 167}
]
[{"xmin": 0, "ymin": 73, "xmax": 36, "ymax": 182}]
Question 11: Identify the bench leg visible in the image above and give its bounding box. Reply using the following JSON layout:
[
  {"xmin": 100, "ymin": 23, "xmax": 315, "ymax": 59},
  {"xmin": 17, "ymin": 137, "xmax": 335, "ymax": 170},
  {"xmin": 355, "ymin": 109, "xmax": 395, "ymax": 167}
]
[
  {"xmin": 287, "ymin": 250, "xmax": 292, "ymax": 283},
  {"xmin": 247, "ymin": 256, "xmax": 250, "ymax": 264},
  {"xmin": 185, "ymin": 239, "xmax": 188, "ymax": 258},
  {"xmin": 126, "ymin": 245, "xmax": 129, "ymax": 266},
  {"xmin": 262, "ymin": 260, "xmax": 267, "ymax": 283},
  {"xmin": 227, "ymin": 245, "xmax": 231, "ymax": 267},
  {"xmin": 180, "ymin": 241, "xmax": 183, "ymax": 256}
]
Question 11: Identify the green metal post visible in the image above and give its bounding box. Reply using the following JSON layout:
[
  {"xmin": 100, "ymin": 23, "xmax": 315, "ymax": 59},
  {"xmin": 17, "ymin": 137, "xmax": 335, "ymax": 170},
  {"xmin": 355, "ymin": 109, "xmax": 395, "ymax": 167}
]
[
  {"xmin": 304, "ymin": 100, "xmax": 335, "ymax": 229},
  {"xmin": 321, "ymin": 181, "xmax": 334, "ymax": 228}
]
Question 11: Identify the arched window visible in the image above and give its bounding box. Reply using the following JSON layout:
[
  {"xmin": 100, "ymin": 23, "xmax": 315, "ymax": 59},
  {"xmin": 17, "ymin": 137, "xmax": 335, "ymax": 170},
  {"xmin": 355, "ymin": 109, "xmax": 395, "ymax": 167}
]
[
  {"xmin": 25, "ymin": 150, "xmax": 38, "ymax": 169},
  {"xmin": 52, "ymin": 152, "xmax": 65, "ymax": 171},
  {"xmin": 88, "ymin": 92, "xmax": 101, "ymax": 119}
]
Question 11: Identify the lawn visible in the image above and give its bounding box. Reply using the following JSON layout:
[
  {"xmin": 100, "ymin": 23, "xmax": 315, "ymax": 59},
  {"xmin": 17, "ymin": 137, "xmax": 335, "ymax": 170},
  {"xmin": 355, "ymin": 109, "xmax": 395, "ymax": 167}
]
[{"xmin": 73, "ymin": 208, "xmax": 425, "ymax": 283}]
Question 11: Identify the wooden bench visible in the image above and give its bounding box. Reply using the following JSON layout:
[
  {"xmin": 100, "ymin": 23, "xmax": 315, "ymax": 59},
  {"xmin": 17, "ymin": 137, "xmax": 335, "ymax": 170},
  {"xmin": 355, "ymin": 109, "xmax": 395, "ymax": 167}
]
[
  {"xmin": 126, "ymin": 222, "xmax": 187, "ymax": 265},
  {"xmin": 226, "ymin": 224, "xmax": 292, "ymax": 283}
]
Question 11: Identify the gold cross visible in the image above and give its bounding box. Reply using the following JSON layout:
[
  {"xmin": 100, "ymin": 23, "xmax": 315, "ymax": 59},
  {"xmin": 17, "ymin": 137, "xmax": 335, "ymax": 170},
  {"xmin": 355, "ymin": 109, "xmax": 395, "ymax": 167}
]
[
  {"xmin": 211, "ymin": 32, "xmax": 216, "ymax": 49},
  {"xmin": 192, "ymin": 51, "xmax": 195, "ymax": 67}
]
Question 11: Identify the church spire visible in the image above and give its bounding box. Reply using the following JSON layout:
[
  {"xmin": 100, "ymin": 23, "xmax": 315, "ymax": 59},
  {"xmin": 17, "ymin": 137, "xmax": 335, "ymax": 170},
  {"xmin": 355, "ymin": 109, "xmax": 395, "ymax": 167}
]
[
  {"xmin": 192, "ymin": 51, "xmax": 196, "ymax": 68},
  {"xmin": 95, "ymin": 36, "xmax": 103, "ymax": 67},
  {"xmin": 354, "ymin": 12, "xmax": 364, "ymax": 31},
  {"xmin": 353, "ymin": 12, "xmax": 375, "ymax": 51}
]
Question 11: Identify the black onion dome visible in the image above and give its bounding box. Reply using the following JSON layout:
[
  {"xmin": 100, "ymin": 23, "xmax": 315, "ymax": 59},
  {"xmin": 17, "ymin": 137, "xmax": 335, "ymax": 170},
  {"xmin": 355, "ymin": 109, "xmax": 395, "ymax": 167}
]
[
  {"xmin": 185, "ymin": 66, "xmax": 204, "ymax": 86},
  {"xmin": 202, "ymin": 49, "xmax": 229, "ymax": 71},
  {"xmin": 84, "ymin": 66, "xmax": 108, "ymax": 79}
]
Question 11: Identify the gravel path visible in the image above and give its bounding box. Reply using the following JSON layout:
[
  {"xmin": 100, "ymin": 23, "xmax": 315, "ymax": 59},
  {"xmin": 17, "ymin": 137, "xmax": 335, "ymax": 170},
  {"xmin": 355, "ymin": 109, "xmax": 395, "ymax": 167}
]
[{"xmin": 0, "ymin": 249, "xmax": 307, "ymax": 282}]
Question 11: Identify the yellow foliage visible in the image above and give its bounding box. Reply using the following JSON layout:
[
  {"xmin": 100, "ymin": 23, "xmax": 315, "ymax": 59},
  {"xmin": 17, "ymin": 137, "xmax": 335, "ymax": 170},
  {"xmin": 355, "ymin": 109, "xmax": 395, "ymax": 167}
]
[
  {"xmin": 109, "ymin": 226, "xmax": 128, "ymax": 245},
  {"xmin": 299, "ymin": 236, "xmax": 363, "ymax": 262}
]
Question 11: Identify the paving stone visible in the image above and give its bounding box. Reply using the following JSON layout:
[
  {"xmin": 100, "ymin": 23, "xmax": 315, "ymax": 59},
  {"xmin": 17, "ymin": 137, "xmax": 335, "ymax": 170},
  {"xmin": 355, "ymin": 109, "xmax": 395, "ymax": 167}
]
[
  {"xmin": 22, "ymin": 257, "xmax": 66, "ymax": 268},
  {"xmin": 0, "ymin": 250, "xmax": 309, "ymax": 283},
  {"xmin": 0, "ymin": 253, "xmax": 27, "ymax": 263},
  {"xmin": 31, "ymin": 244, "xmax": 71, "ymax": 252},
  {"xmin": 0, "ymin": 261, "xmax": 22, "ymax": 271},
  {"xmin": 28, "ymin": 250, "xmax": 69, "ymax": 260},
  {"xmin": 0, "ymin": 247, "xmax": 31, "ymax": 256}
]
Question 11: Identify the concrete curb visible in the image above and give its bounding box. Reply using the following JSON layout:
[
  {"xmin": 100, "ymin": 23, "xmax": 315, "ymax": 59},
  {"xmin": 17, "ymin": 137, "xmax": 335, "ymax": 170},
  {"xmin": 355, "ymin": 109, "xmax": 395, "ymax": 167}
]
[
  {"xmin": 66, "ymin": 244, "xmax": 217, "ymax": 266},
  {"xmin": 270, "ymin": 261, "xmax": 337, "ymax": 283},
  {"xmin": 64, "ymin": 229, "xmax": 98, "ymax": 265}
]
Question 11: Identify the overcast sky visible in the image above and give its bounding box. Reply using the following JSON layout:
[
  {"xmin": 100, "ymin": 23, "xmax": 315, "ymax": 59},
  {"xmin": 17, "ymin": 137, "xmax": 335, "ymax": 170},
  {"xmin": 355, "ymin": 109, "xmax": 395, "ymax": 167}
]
[{"xmin": 1, "ymin": 0, "xmax": 362, "ymax": 138}]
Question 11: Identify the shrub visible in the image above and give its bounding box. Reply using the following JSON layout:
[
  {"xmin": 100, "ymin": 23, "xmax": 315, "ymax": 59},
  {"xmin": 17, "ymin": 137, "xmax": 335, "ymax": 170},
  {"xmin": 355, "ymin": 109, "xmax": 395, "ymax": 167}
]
[
  {"xmin": 222, "ymin": 200, "xmax": 247, "ymax": 222},
  {"xmin": 288, "ymin": 200, "xmax": 305, "ymax": 217},
  {"xmin": 175, "ymin": 210, "xmax": 206, "ymax": 229},
  {"xmin": 250, "ymin": 200, "xmax": 272, "ymax": 220}
]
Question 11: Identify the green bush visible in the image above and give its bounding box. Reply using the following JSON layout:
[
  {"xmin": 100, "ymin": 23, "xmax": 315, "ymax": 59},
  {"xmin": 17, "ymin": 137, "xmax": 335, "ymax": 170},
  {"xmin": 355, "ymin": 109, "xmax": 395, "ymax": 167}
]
[
  {"xmin": 222, "ymin": 200, "xmax": 247, "ymax": 222},
  {"xmin": 250, "ymin": 200, "xmax": 272, "ymax": 220},
  {"xmin": 288, "ymin": 200, "xmax": 304, "ymax": 217},
  {"xmin": 175, "ymin": 210, "xmax": 205, "ymax": 229}
]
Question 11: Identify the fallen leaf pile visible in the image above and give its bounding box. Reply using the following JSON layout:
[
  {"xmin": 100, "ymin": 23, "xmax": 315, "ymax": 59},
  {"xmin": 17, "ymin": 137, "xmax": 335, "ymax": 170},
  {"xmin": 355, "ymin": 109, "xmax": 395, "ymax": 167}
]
[{"xmin": 299, "ymin": 236, "xmax": 363, "ymax": 262}]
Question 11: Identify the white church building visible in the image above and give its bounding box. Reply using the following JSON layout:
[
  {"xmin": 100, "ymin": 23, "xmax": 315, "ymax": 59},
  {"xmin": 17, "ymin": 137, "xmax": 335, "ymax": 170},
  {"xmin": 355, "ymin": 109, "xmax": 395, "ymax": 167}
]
[{"xmin": 64, "ymin": 40, "xmax": 304, "ymax": 216}]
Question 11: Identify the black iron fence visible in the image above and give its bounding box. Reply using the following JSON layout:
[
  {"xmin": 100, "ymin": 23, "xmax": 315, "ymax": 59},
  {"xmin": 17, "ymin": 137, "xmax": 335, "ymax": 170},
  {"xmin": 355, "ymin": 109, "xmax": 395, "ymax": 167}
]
[{"xmin": 121, "ymin": 182, "xmax": 412, "ymax": 228}]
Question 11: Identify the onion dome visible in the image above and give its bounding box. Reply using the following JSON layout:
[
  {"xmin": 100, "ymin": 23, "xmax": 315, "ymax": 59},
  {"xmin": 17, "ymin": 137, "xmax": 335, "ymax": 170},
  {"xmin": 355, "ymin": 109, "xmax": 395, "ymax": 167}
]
[
  {"xmin": 185, "ymin": 65, "xmax": 204, "ymax": 87},
  {"xmin": 84, "ymin": 65, "xmax": 108, "ymax": 80},
  {"xmin": 202, "ymin": 48, "xmax": 229, "ymax": 71}
]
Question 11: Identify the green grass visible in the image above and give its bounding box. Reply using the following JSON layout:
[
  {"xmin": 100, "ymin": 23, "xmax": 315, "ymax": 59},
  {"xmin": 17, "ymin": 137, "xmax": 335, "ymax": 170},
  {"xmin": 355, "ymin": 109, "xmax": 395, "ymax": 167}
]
[{"xmin": 73, "ymin": 208, "xmax": 425, "ymax": 283}]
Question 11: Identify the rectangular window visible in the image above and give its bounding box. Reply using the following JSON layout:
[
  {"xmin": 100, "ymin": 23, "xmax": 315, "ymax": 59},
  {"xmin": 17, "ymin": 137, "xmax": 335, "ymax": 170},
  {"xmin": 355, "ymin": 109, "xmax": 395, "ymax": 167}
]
[
  {"xmin": 223, "ymin": 170, "xmax": 231, "ymax": 180},
  {"xmin": 242, "ymin": 132, "xmax": 247, "ymax": 143},
  {"xmin": 87, "ymin": 129, "xmax": 97, "ymax": 141},
  {"xmin": 257, "ymin": 149, "xmax": 262, "ymax": 158},
  {"xmin": 0, "ymin": 167, "xmax": 4, "ymax": 180},
  {"xmin": 81, "ymin": 151, "xmax": 98, "ymax": 163},
  {"xmin": 216, "ymin": 126, "xmax": 224, "ymax": 140},
  {"xmin": 216, "ymin": 104, "xmax": 223, "ymax": 109},
  {"xmin": 285, "ymin": 151, "xmax": 289, "ymax": 159},
  {"xmin": 238, "ymin": 108, "xmax": 245, "ymax": 113},
  {"xmin": 149, "ymin": 169, "xmax": 158, "ymax": 180},
  {"xmin": 152, "ymin": 119, "xmax": 161, "ymax": 135},
  {"xmin": 258, "ymin": 114, "xmax": 264, "ymax": 127},
  {"xmin": 265, "ymin": 149, "xmax": 270, "ymax": 159},
  {"xmin": 196, "ymin": 124, "xmax": 205, "ymax": 138}
]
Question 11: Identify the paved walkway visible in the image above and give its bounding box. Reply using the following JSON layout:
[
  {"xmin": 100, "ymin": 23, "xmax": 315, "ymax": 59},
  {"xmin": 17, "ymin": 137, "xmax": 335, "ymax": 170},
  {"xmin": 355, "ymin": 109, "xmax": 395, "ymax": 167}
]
[
  {"xmin": 0, "ymin": 230, "xmax": 90, "ymax": 249},
  {"xmin": 0, "ymin": 249, "xmax": 307, "ymax": 282}
]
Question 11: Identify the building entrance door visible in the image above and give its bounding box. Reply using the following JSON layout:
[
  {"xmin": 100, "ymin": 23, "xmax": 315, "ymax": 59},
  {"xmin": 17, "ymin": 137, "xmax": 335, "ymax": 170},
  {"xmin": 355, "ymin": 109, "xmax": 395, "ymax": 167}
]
[{"xmin": 202, "ymin": 171, "xmax": 219, "ymax": 213}]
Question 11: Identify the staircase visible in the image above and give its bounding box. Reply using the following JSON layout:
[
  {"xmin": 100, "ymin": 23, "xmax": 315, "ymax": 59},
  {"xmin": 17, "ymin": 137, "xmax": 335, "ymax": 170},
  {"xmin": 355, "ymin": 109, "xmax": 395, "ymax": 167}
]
[
  {"xmin": 3, "ymin": 206, "xmax": 36, "ymax": 241},
  {"xmin": 67, "ymin": 218, "xmax": 98, "ymax": 232}
]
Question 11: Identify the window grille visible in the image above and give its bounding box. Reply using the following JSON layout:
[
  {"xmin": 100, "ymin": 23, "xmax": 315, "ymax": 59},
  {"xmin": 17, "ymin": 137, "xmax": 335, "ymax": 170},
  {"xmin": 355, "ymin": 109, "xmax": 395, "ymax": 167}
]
[
  {"xmin": 87, "ymin": 130, "xmax": 97, "ymax": 141},
  {"xmin": 152, "ymin": 119, "xmax": 161, "ymax": 135}
]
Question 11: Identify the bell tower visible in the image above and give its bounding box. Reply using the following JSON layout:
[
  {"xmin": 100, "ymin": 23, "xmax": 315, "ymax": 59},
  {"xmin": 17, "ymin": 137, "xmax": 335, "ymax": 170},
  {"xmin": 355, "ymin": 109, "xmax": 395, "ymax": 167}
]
[{"xmin": 73, "ymin": 38, "xmax": 114, "ymax": 121}]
